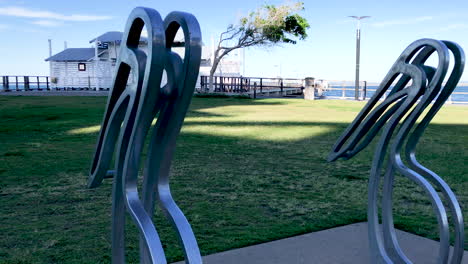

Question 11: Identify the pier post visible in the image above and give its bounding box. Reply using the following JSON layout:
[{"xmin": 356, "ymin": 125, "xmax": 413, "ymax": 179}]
[
  {"xmin": 220, "ymin": 77, "xmax": 224, "ymax": 92},
  {"xmin": 280, "ymin": 79, "xmax": 283, "ymax": 95},
  {"xmin": 240, "ymin": 77, "xmax": 243, "ymax": 93},
  {"xmin": 214, "ymin": 76, "xmax": 217, "ymax": 92},
  {"xmin": 24, "ymin": 76, "xmax": 30, "ymax": 91},
  {"xmin": 304, "ymin": 77, "xmax": 315, "ymax": 100},
  {"xmin": 2, "ymin": 76, "xmax": 9, "ymax": 91},
  {"xmin": 260, "ymin": 78, "xmax": 263, "ymax": 93},
  {"xmin": 342, "ymin": 82, "xmax": 346, "ymax": 98},
  {"xmin": 362, "ymin": 81, "xmax": 367, "ymax": 100},
  {"xmin": 253, "ymin": 82, "xmax": 257, "ymax": 99}
]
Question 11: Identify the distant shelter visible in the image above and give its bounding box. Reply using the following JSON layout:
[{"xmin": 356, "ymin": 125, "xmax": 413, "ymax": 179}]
[{"xmin": 45, "ymin": 31, "xmax": 241, "ymax": 90}]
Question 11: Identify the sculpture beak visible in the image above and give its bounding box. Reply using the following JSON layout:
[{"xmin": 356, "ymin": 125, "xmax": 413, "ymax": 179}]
[{"xmin": 328, "ymin": 60, "xmax": 429, "ymax": 163}]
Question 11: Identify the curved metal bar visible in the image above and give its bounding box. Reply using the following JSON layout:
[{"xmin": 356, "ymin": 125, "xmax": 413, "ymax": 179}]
[
  {"xmin": 377, "ymin": 46, "xmax": 437, "ymax": 263},
  {"xmin": 404, "ymin": 41, "xmax": 465, "ymax": 264},
  {"xmin": 381, "ymin": 42, "xmax": 464, "ymax": 264},
  {"xmin": 388, "ymin": 40, "xmax": 451, "ymax": 264},
  {"xmin": 139, "ymin": 11, "xmax": 203, "ymax": 264},
  {"xmin": 328, "ymin": 38, "xmax": 465, "ymax": 264},
  {"xmin": 87, "ymin": 7, "xmax": 202, "ymax": 264},
  {"xmin": 381, "ymin": 44, "xmax": 448, "ymax": 264}
]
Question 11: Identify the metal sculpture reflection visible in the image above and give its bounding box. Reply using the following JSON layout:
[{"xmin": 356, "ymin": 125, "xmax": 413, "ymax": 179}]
[
  {"xmin": 328, "ymin": 39, "xmax": 465, "ymax": 264},
  {"xmin": 87, "ymin": 7, "xmax": 202, "ymax": 264}
]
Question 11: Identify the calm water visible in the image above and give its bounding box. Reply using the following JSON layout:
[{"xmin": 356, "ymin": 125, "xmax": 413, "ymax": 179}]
[{"xmin": 325, "ymin": 85, "xmax": 468, "ymax": 103}]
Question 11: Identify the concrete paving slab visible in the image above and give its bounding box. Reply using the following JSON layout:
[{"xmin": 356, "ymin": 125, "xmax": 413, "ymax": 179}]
[{"xmin": 173, "ymin": 222, "xmax": 468, "ymax": 264}]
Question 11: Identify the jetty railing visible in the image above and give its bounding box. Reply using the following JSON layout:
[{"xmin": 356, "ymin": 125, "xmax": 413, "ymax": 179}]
[
  {"xmin": 0, "ymin": 75, "xmax": 115, "ymax": 91},
  {"xmin": 199, "ymin": 75, "xmax": 305, "ymax": 94},
  {"xmin": 324, "ymin": 80, "xmax": 468, "ymax": 104},
  {"xmin": 1, "ymin": 76, "xmax": 50, "ymax": 91},
  {"xmin": 2, "ymin": 74, "xmax": 468, "ymax": 104},
  {"xmin": 323, "ymin": 80, "xmax": 369, "ymax": 101}
]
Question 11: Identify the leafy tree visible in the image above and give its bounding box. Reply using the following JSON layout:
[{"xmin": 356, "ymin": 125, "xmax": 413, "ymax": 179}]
[{"xmin": 208, "ymin": 1, "xmax": 310, "ymax": 91}]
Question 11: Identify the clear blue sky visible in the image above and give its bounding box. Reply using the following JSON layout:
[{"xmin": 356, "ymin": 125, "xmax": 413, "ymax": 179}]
[{"xmin": 1, "ymin": 0, "xmax": 468, "ymax": 82}]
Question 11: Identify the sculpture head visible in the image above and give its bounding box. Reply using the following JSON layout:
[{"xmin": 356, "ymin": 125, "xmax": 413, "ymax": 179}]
[{"xmin": 328, "ymin": 39, "xmax": 464, "ymax": 163}]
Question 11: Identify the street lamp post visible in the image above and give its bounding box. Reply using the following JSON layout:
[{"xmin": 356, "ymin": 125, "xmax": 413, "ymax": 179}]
[
  {"xmin": 274, "ymin": 64, "xmax": 282, "ymax": 78},
  {"xmin": 349, "ymin": 16, "xmax": 370, "ymax": 100}
]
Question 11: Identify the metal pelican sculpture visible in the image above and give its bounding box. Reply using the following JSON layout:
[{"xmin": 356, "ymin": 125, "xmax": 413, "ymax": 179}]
[
  {"xmin": 328, "ymin": 39, "xmax": 465, "ymax": 263},
  {"xmin": 87, "ymin": 7, "xmax": 202, "ymax": 264}
]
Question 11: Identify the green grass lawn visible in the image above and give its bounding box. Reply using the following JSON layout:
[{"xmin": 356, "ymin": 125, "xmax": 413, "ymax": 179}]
[{"xmin": 0, "ymin": 96, "xmax": 467, "ymax": 263}]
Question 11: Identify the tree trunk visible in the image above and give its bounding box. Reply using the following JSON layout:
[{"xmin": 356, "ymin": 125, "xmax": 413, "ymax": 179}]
[
  {"xmin": 208, "ymin": 73, "xmax": 214, "ymax": 93},
  {"xmin": 209, "ymin": 56, "xmax": 222, "ymax": 93}
]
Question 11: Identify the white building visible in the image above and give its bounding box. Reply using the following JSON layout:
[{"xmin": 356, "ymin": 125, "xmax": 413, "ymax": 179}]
[{"xmin": 45, "ymin": 31, "xmax": 241, "ymax": 90}]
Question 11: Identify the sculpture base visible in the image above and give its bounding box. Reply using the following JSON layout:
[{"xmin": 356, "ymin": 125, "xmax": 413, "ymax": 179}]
[{"xmin": 173, "ymin": 222, "xmax": 468, "ymax": 264}]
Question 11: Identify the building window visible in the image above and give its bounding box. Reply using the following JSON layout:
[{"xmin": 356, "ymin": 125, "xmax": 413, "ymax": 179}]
[{"xmin": 78, "ymin": 63, "xmax": 86, "ymax": 71}]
